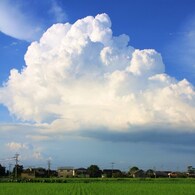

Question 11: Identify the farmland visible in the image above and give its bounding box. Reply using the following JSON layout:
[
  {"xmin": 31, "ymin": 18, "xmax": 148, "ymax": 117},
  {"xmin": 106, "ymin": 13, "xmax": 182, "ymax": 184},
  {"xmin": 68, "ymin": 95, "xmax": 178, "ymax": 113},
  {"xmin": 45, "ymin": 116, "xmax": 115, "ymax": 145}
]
[{"xmin": 0, "ymin": 178, "xmax": 195, "ymax": 195}]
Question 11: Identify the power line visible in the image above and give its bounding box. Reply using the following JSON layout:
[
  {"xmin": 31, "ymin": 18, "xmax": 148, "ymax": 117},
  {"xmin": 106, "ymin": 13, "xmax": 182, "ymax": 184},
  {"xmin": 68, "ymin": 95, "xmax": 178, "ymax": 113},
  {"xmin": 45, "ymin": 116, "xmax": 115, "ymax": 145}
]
[{"xmin": 0, "ymin": 157, "xmax": 15, "ymax": 162}]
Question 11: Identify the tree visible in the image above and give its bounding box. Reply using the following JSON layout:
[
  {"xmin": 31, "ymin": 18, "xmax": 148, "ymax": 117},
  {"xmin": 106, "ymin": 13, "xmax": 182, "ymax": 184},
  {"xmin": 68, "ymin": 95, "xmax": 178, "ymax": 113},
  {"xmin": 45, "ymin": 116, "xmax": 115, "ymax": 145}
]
[
  {"xmin": 13, "ymin": 164, "xmax": 23, "ymax": 178},
  {"xmin": 0, "ymin": 164, "xmax": 6, "ymax": 177},
  {"xmin": 146, "ymin": 169, "xmax": 155, "ymax": 178},
  {"xmin": 87, "ymin": 165, "xmax": 101, "ymax": 178},
  {"xmin": 187, "ymin": 166, "xmax": 195, "ymax": 174},
  {"xmin": 128, "ymin": 166, "xmax": 139, "ymax": 176}
]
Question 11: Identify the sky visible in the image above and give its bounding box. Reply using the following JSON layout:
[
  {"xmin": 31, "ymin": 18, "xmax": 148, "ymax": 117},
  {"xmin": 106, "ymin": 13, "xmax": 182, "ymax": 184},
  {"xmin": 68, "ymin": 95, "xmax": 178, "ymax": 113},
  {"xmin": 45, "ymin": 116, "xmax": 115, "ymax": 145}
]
[{"xmin": 0, "ymin": 0, "xmax": 195, "ymax": 172}]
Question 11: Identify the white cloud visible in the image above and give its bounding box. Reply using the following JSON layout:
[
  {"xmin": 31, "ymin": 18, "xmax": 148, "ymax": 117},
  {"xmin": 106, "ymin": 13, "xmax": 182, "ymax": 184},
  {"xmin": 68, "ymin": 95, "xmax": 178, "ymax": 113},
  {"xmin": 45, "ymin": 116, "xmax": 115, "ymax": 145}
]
[
  {"xmin": 32, "ymin": 151, "xmax": 43, "ymax": 160},
  {"xmin": 0, "ymin": 0, "xmax": 67, "ymax": 42},
  {"xmin": 5, "ymin": 139, "xmax": 46, "ymax": 163},
  {"xmin": 168, "ymin": 15, "xmax": 195, "ymax": 83},
  {"xmin": 49, "ymin": 0, "xmax": 67, "ymax": 23},
  {"xmin": 6, "ymin": 142, "xmax": 29, "ymax": 151},
  {"xmin": 0, "ymin": 13, "xmax": 195, "ymax": 141},
  {"xmin": 26, "ymin": 135, "xmax": 50, "ymax": 141},
  {"xmin": 128, "ymin": 49, "xmax": 165, "ymax": 77}
]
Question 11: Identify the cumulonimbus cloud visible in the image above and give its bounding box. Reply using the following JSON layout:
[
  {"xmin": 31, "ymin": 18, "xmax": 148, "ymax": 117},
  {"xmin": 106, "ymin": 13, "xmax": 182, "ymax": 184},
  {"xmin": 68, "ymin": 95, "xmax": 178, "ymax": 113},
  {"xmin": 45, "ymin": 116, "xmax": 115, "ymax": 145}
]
[{"xmin": 0, "ymin": 14, "xmax": 195, "ymax": 138}]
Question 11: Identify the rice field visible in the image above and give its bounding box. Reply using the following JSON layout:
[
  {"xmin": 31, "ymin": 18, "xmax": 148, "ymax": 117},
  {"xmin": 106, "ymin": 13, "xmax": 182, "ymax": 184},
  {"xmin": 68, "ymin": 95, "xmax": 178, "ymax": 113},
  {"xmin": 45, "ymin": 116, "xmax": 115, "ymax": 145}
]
[{"xmin": 0, "ymin": 178, "xmax": 195, "ymax": 195}]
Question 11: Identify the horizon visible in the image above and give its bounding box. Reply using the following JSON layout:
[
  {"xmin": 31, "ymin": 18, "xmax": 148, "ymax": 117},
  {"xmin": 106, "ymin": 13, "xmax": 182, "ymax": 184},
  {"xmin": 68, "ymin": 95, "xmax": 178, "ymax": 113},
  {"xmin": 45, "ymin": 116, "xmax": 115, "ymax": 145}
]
[{"xmin": 0, "ymin": 153, "xmax": 192, "ymax": 173}]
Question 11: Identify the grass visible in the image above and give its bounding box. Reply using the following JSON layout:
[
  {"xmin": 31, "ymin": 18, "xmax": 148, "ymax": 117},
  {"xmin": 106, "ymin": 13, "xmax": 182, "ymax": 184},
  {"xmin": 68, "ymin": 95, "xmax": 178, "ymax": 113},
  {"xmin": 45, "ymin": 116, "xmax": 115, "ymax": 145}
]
[{"xmin": 0, "ymin": 178, "xmax": 195, "ymax": 195}]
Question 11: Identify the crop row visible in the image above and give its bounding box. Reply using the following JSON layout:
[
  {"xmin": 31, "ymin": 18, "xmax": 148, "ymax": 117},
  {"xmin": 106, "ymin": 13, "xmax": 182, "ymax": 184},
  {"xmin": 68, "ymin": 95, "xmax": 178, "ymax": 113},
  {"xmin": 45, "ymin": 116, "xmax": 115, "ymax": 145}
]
[{"xmin": 1, "ymin": 179, "xmax": 195, "ymax": 195}]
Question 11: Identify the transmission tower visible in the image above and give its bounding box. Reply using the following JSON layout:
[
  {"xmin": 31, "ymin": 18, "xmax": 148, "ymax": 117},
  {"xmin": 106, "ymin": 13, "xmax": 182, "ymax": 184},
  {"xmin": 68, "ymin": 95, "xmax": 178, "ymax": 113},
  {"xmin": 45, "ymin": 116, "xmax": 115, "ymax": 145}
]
[
  {"xmin": 111, "ymin": 162, "xmax": 115, "ymax": 177},
  {"xmin": 14, "ymin": 154, "xmax": 19, "ymax": 179},
  {"xmin": 48, "ymin": 160, "xmax": 51, "ymax": 177},
  {"xmin": 9, "ymin": 163, "xmax": 12, "ymax": 178}
]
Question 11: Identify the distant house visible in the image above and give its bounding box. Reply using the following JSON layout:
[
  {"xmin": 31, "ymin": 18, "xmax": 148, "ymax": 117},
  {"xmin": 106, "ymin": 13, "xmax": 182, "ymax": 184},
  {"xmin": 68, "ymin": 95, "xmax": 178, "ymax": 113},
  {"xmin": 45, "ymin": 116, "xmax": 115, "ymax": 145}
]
[
  {"xmin": 21, "ymin": 167, "xmax": 48, "ymax": 179},
  {"xmin": 132, "ymin": 170, "xmax": 145, "ymax": 178},
  {"xmin": 145, "ymin": 169, "xmax": 155, "ymax": 178},
  {"xmin": 57, "ymin": 167, "xmax": 75, "ymax": 178},
  {"xmin": 75, "ymin": 168, "xmax": 89, "ymax": 178},
  {"xmin": 168, "ymin": 172, "xmax": 178, "ymax": 178},
  {"xmin": 187, "ymin": 166, "xmax": 195, "ymax": 178},
  {"xmin": 21, "ymin": 168, "xmax": 57, "ymax": 179},
  {"xmin": 154, "ymin": 171, "xmax": 169, "ymax": 178},
  {"xmin": 21, "ymin": 168, "xmax": 35, "ymax": 179},
  {"xmin": 102, "ymin": 169, "xmax": 122, "ymax": 178},
  {"xmin": 35, "ymin": 167, "xmax": 48, "ymax": 178},
  {"xmin": 49, "ymin": 170, "xmax": 58, "ymax": 177},
  {"xmin": 187, "ymin": 173, "xmax": 195, "ymax": 178}
]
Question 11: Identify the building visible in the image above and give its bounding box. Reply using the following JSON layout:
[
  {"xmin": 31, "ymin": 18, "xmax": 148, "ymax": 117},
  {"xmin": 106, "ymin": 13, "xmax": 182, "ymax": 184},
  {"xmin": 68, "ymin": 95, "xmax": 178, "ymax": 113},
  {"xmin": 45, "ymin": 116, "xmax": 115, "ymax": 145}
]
[
  {"xmin": 57, "ymin": 167, "xmax": 75, "ymax": 178},
  {"xmin": 21, "ymin": 167, "xmax": 48, "ymax": 179},
  {"xmin": 154, "ymin": 171, "xmax": 169, "ymax": 178},
  {"xmin": 75, "ymin": 168, "xmax": 89, "ymax": 178},
  {"xmin": 187, "ymin": 166, "xmax": 195, "ymax": 177},
  {"xmin": 132, "ymin": 170, "xmax": 145, "ymax": 178},
  {"xmin": 21, "ymin": 167, "xmax": 58, "ymax": 179},
  {"xmin": 102, "ymin": 169, "xmax": 122, "ymax": 178}
]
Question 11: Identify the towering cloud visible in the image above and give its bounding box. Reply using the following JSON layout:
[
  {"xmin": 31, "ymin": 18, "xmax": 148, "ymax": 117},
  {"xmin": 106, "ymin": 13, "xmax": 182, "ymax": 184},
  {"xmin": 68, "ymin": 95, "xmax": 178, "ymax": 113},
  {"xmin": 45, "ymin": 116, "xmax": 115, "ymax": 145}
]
[{"xmin": 0, "ymin": 13, "xmax": 195, "ymax": 137}]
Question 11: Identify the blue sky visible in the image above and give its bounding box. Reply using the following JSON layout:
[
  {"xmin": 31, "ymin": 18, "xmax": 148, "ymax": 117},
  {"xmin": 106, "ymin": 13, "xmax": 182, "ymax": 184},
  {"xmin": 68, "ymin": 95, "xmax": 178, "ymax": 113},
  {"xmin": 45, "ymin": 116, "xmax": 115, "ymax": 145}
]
[{"xmin": 0, "ymin": 0, "xmax": 195, "ymax": 172}]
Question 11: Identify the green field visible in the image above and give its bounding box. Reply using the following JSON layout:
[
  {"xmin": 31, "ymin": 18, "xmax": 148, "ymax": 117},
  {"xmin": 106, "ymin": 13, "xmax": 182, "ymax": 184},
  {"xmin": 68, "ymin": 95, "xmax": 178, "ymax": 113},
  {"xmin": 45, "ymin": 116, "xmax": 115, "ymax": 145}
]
[{"xmin": 0, "ymin": 178, "xmax": 195, "ymax": 195}]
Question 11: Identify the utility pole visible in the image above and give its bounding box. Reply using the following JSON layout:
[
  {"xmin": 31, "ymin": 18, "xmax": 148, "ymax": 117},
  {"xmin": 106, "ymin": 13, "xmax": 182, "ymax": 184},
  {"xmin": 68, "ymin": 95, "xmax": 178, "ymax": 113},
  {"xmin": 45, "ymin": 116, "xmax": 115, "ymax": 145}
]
[
  {"xmin": 9, "ymin": 163, "xmax": 12, "ymax": 179},
  {"xmin": 153, "ymin": 166, "xmax": 156, "ymax": 178},
  {"xmin": 14, "ymin": 154, "xmax": 19, "ymax": 180},
  {"xmin": 48, "ymin": 160, "xmax": 51, "ymax": 177},
  {"xmin": 111, "ymin": 162, "xmax": 115, "ymax": 177}
]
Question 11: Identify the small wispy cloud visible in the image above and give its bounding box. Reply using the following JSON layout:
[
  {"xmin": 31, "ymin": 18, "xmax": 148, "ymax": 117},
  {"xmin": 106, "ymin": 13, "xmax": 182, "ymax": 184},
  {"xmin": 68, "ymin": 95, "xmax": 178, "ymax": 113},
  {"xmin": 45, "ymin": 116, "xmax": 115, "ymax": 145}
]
[
  {"xmin": 167, "ymin": 15, "xmax": 195, "ymax": 83},
  {"xmin": 49, "ymin": 0, "xmax": 67, "ymax": 23},
  {"xmin": 26, "ymin": 135, "xmax": 50, "ymax": 141},
  {"xmin": 6, "ymin": 142, "xmax": 29, "ymax": 151},
  {"xmin": 0, "ymin": 0, "xmax": 43, "ymax": 41},
  {"xmin": 0, "ymin": 0, "xmax": 67, "ymax": 42},
  {"xmin": 4, "ymin": 139, "xmax": 46, "ymax": 163},
  {"xmin": 32, "ymin": 151, "xmax": 44, "ymax": 160}
]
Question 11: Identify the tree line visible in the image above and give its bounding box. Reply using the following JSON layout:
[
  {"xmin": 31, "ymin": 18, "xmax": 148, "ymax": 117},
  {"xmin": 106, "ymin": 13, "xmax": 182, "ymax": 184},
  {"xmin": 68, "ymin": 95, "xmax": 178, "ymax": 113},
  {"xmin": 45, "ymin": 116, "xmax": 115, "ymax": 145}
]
[{"xmin": 0, "ymin": 163, "xmax": 195, "ymax": 179}]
